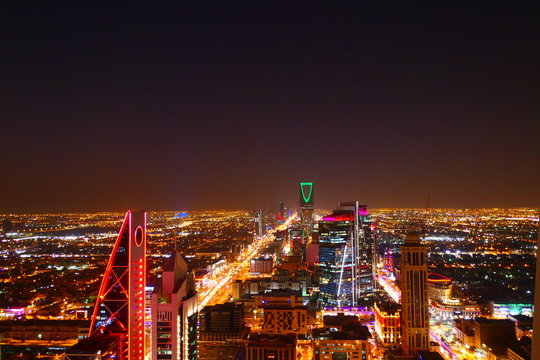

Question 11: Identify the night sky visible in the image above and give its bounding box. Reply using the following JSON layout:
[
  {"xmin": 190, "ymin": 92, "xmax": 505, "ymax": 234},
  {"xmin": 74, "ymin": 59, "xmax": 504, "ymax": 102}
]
[{"xmin": 1, "ymin": 2, "xmax": 539, "ymax": 212}]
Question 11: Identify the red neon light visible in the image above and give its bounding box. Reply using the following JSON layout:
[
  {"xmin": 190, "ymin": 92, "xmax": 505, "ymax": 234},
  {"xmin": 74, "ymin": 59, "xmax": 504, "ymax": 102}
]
[
  {"xmin": 89, "ymin": 211, "xmax": 147, "ymax": 360},
  {"xmin": 90, "ymin": 212, "xmax": 130, "ymax": 334},
  {"xmin": 427, "ymin": 272, "xmax": 451, "ymax": 282},
  {"xmin": 322, "ymin": 213, "xmax": 355, "ymax": 221}
]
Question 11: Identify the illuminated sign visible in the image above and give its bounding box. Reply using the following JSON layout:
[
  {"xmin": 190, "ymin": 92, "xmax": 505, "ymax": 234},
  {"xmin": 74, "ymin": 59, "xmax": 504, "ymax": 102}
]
[{"xmin": 300, "ymin": 182, "xmax": 314, "ymax": 206}]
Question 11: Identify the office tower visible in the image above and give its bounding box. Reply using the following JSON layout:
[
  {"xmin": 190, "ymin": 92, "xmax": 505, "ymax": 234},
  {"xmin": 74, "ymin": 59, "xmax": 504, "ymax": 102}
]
[
  {"xmin": 151, "ymin": 251, "xmax": 198, "ymax": 360},
  {"xmin": 350, "ymin": 203, "xmax": 374, "ymax": 304},
  {"xmin": 199, "ymin": 302, "xmax": 244, "ymax": 341},
  {"xmin": 318, "ymin": 212, "xmax": 352, "ymax": 307},
  {"xmin": 288, "ymin": 226, "xmax": 303, "ymax": 257},
  {"xmin": 532, "ymin": 221, "xmax": 540, "ymax": 359},
  {"xmin": 400, "ymin": 232, "xmax": 429, "ymax": 355},
  {"xmin": 274, "ymin": 201, "xmax": 285, "ymax": 225},
  {"xmin": 255, "ymin": 209, "xmax": 265, "ymax": 237},
  {"xmin": 318, "ymin": 202, "xmax": 373, "ymax": 308},
  {"xmin": 66, "ymin": 211, "xmax": 146, "ymax": 360},
  {"xmin": 299, "ymin": 182, "xmax": 314, "ymax": 242}
]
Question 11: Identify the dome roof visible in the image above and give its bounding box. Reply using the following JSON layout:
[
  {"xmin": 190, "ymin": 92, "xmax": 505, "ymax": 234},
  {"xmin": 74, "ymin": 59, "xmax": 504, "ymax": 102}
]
[{"xmin": 405, "ymin": 231, "xmax": 421, "ymax": 243}]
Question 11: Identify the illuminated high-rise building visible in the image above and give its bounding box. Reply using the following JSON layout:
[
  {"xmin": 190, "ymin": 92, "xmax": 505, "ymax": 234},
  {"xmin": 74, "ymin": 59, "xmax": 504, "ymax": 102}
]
[
  {"xmin": 532, "ymin": 221, "xmax": 540, "ymax": 359},
  {"xmin": 273, "ymin": 201, "xmax": 286, "ymax": 226},
  {"xmin": 288, "ymin": 226, "xmax": 303, "ymax": 257},
  {"xmin": 299, "ymin": 182, "xmax": 314, "ymax": 242},
  {"xmin": 400, "ymin": 232, "xmax": 429, "ymax": 355},
  {"xmin": 151, "ymin": 251, "xmax": 198, "ymax": 360},
  {"xmin": 318, "ymin": 202, "xmax": 373, "ymax": 308},
  {"xmin": 254, "ymin": 209, "xmax": 265, "ymax": 237},
  {"xmin": 65, "ymin": 211, "xmax": 146, "ymax": 360}
]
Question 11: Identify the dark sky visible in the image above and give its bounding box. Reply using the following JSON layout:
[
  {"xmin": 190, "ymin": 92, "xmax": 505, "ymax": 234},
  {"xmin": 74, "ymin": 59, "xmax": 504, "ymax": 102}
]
[{"xmin": 1, "ymin": 2, "xmax": 539, "ymax": 212}]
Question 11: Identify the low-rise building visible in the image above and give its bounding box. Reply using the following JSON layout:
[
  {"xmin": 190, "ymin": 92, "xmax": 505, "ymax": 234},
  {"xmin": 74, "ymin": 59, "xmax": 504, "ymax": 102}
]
[
  {"xmin": 246, "ymin": 333, "xmax": 296, "ymax": 360},
  {"xmin": 491, "ymin": 303, "xmax": 533, "ymax": 319},
  {"xmin": 473, "ymin": 318, "xmax": 516, "ymax": 354},
  {"xmin": 199, "ymin": 302, "xmax": 245, "ymax": 341},
  {"xmin": 430, "ymin": 298, "xmax": 481, "ymax": 321},
  {"xmin": 454, "ymin": 319, "xmax": 475, "ymax": 348},
  {"xmin": 250, "ymin": 258, "xmax": 273, "ymax": 274},
  {"xmin": 313, "ymin": 314, "xmax": 371, "ymax": 360},
  {"xmin": 427, "ymin": 272, "xmax": 452, "ymax": 303},
  {"xmin": 508, "ymin": 315, "xmax": 533, "ymax": 340},
  {"xmin": 507, "ymin": 337, "xmax": 531, "ymax": 360},
  {"xmin": 198, "ymin": 342, "xmax": 244, "ymax": 360},
  {"xmin": 374, "ymin": 300, "xmax": 400, "ymax": 347},
  {"xmin": 0, "ymin": 319, "xmax": 89, "ymax": 346},
  {"xmin": 261, "ymin": 307, "xmax": 308, "ymax": 335}
]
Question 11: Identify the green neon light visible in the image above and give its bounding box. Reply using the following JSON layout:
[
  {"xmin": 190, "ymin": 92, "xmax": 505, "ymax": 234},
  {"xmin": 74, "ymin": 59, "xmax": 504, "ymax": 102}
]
[{"xmin": 300, "ymin": 182, "xmax": 313, "ymax": 203}]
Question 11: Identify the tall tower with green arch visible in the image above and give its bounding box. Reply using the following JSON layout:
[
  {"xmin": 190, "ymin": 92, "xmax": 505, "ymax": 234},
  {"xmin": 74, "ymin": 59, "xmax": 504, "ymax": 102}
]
[{"xmin": 299, "ymin": 182, "xmax": 314, "ymax": 251}]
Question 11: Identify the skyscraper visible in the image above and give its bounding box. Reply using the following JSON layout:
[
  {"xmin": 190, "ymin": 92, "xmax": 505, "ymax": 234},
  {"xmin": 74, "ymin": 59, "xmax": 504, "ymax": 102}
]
[
  {"xmin": 151, "ymin": 251, "xmax": 198, "ymax": 360},
  {"xmin": 66, "ymin": 211, "xmax": 147, "ymax": 360},
  {"xmin": 532, "ymin": 220, "xmax": 540, "ymax": 358},
  {"xmin": 318, "ymin": 212, "xmax": 353, "ymax": 307},
  {"xmin": 318, "ymin": 202, "xmax": 373, "ymax": 308},
  {"xmin": 299, "ymin": 182, "xmax": 314, "ymax": 242},
  {"xmin": 400, "ymin": 232, "xmax": 429, "ymax": 355},
  {"xmin": 254, "ymin": 209, "xmax": 265, "ymax": 237}
]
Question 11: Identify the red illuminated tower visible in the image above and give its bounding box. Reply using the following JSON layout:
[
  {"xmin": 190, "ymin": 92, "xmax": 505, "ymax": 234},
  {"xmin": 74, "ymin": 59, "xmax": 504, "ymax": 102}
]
[{"xmin": 86, "ymin": 210, "xmax": 147, "ymax": 360}]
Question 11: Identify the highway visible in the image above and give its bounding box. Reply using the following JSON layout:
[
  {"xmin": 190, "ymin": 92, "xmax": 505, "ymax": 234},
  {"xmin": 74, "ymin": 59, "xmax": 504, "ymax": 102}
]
[
  {"xmin": 197, "ymin": 215, "xmax": 296, "ymax": 310},
  {"xmin": 429, "ymin": 330, "xmax": 461, "ymax": 360},
  {"xmin": 376, "ymin": 273, "xmax": 400, "ymax": 303}
]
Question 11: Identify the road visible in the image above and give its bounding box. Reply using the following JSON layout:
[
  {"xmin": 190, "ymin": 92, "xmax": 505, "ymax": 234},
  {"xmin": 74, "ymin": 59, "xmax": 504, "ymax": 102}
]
[
  {"xmin": 376, "ymin": 273, "xmax": 400, "ymax": 303},
  {"xmin": 197, "ymin": 216, "xmax": 296, "ymax": 310}
]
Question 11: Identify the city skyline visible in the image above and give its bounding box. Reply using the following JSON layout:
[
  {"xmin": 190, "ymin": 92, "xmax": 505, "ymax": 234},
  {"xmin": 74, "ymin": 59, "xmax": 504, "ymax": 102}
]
[
  {"xmin": 1, "ymin": 2, "xmax": 539, "ymax": 212},
  {"xmin": 1, "ymin": 206, "xmax": 536, "ymax": 359},
  {"xmin": 1, "ymin": 2, "xmax": 538, "ymax": 359}
]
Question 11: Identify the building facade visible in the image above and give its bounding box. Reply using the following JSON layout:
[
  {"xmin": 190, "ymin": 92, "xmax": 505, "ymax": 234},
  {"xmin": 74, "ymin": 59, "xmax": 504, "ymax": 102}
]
[
  {"xmin": 314, "ymin": 337, "xmax": 370, "ymax": 360},
  {"xmin": 250, "ymin": 257, "xmax": 273, "ymax": 274},
  {"xmin": 318, "ymin": 202, "xmax": 373, "ymax": 308},
  {"xmin": 151, "ymin": 252, "xmax": 198, "ymax": 360},
  {"xmin": 313, "ymin": 314, "xmax": 371, "ymax": 360},
  {"xmin": 427, "ymin": 272, "xmax": 452, "ymax": 303},
  {"xmin": 400, "ymin": 232, "xmax": 429, "ymax": 355},
  {"xmin": 473, "ymin": 318, "xmax": 516, "ymax": 350},
  {"xmin": 246, "ymin": 334, "xmax": 296, "ymax": 360},
  {"xmin": 199, "ymin": 302, "xmax": 244, "ymax": 341},
  {"xmin": 261, "ymin": 307, "xmax": 308, "ymax": 335},
  {"xmin": 374, "ymin": 300, "xmax": 401, "ymax": 347},
  {"xmin": 299, "ymin": 182, "xmax": 314, "ymax": 243}
]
